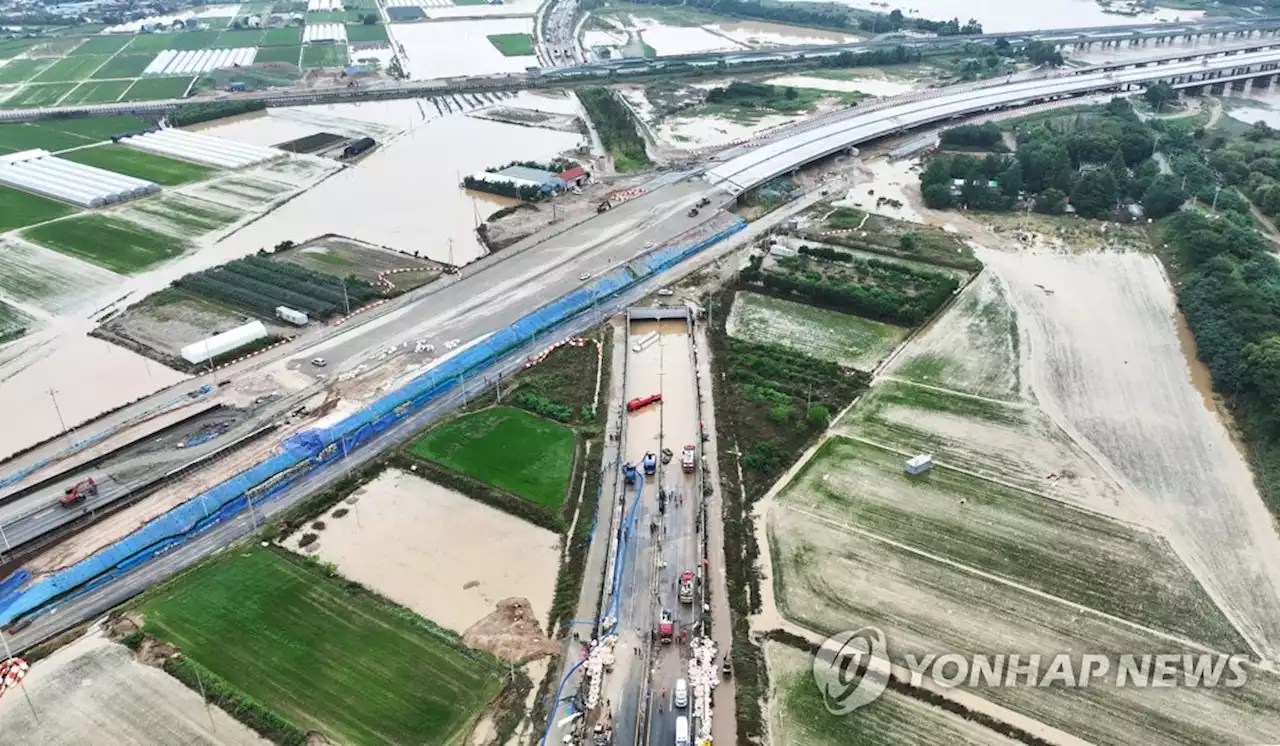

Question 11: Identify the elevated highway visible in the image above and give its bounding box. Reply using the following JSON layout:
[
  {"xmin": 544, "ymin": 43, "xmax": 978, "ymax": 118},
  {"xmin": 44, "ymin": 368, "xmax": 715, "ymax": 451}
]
[
  {"xmin": 4, "ymin": 17, "xmax": 1280, "ymax": 123},
  {"xmin": 706, "ymin": 46, "xmax": 1280, "ymax": 191}
]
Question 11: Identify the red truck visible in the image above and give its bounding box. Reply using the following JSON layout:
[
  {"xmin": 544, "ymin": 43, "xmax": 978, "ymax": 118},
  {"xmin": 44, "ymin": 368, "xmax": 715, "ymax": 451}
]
[
  {"xmin": 60, "ymin": 477, "xmax": 98, "ymax": 507},
  {"xmin": 658, "ymin": 609, "xmax": 674, "ymax": 643},
  {"xmin": 626, "ymin": 393, "xmax": 662, "ymax": 413}
]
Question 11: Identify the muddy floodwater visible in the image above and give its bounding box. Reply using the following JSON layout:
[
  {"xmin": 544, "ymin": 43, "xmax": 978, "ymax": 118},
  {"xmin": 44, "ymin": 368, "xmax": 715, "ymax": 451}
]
[{"xmin": 285, "ymin": 468, "xmax": 561, "ymax": 634}]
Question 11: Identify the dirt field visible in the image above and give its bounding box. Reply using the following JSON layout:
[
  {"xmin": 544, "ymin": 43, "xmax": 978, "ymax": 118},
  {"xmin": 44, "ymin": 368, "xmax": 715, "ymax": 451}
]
[
  {"xmin": 887, "ymin": 270, "xmax": 1022, "ymax": 401},
  {"xmin": 281, "ymin": 467, "xmax": 560, "ymax": 634},
  {"xmin": 274, "ymin": 235, "xmax": 441, "ymax": 289},
  {"xmin": 836, "ymin": 379, "xmax": 1127, "ymax": 517},
  {"xmin": 765, "ymin": 641, "xmax": 1020, "ymax": 746},
  {"xmin": 0, "ymin": 629, "xmax": 268, "ymax": 746},
  {"xmin": 768, "ymin": 507, "xmax": 1280, "ymax": 746},
  {"xmin": 97, "ymin": 289, "xmax": 269, "ymax": 362},
  {"xmin": 982, "ymin": 247, "xmax": 1280, "ymax": 663},
  {"xmin": 778, "ymin": 436, "xmax": 1244, "ymax": 650},
  {"xmin": 725, "ymin": 290, "xmax": 907, "ymax": 371}
]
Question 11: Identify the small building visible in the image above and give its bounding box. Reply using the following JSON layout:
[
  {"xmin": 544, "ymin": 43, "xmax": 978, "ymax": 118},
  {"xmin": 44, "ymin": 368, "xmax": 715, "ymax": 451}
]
[
  {"xmin": 342, "ymin": 137, "xmax": 376, "ymax": 158},
  {"xmin": 275, "ymin": 306, "xmax": 309, "ymax": 326},
  {"xmin": 181, "ymin": 321, "xmax": 268, "ymax": 365},
  {"xmin": 558, "ymin": 166, "xmax": 589, "ymax": 187},
  {"xmin": 905, "ymin": 454, "xmax": 933, "ymax": 476}
]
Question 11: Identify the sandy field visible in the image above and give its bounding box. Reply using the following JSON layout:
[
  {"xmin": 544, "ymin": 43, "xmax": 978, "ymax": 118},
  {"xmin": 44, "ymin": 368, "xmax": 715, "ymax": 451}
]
[
  {"xmin": 725, "ymin": 290, "xmax": 907, "ymax": 371},
  {"xmin": 282, "ymin": 467, "xmax": 560, "ymax": 633},
  {"xmin": 390, "ymin": 20, "xmax": 539, "ymax": 79},
  {"xmin": 709, "ymin": 20, "xmax": 860, "ymax": 48},
  {"xmin": 0, "ymin": 629, "xmax": 268, "ymax": 746},
  {"xmin": 0, "ymin": 236, "xmax": 122, "ymax": 315},
  {"xmin": 982, "ymin": 248, "xmax": 1280, "ymax": 663},
  {"xmin": 887, "ymin": 270, "xmax": 1022, "ymax": 402},
  {"xmin": 820, "ymin": 0, "xmax": 1199, "ymax": 33},
  {"xmin": 766, "ymin": 74, "xmax": 918, "ymax": 97},
  {"xmin": 768, "ymin": 507, "xmax": 1280, "ymax": 746},
  {"xmin": 766, "ymin": 641, "xmax": 1021, "ymax": 746}
]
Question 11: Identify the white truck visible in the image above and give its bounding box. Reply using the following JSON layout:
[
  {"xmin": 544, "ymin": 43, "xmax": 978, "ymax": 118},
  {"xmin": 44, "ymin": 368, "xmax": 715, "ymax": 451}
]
[{"xmin": 681, "ymin": 444, "xmax": 696, "ymax": 474}]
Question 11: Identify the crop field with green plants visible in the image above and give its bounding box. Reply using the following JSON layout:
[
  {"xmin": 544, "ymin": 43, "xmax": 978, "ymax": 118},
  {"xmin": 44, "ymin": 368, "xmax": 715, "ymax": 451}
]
[
  {"xmin": 410, "ymin": 406, "xmax": 576, "ymax": 509},
  {"xmin": 140, "ymin": 547, "xmax": 504, "ymax": 746},
  {"xmin": 175, "ymin": 254, "xmax": 380, "ymax": 320},
  {"xmin": 23, "ymin": 215, "xmax": 186, "ymax": 273},
  {"xmin": 61, "ymin": 144, "xmax": 215, "ymax": 186},
  {"xmin": 726, "ymin": 290, "xmax": 907, "ymax": 371},
  {"xmin": 0, "ymin": 185, "xmax": 76, "ymax": 231}
]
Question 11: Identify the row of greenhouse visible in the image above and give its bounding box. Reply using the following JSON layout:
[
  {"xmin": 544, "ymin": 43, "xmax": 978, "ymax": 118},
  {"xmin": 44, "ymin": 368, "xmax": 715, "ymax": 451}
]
[
  {"xmin": 0, "ymin": 150, "xmax": 158, "ymax": 208},
  {"xmin": 119, "ymin": 129, "xmax": 284, "ymax": 169},
  {"xmin": 142, "ymin": 48, "xmax": 258, "ymax": 77}
]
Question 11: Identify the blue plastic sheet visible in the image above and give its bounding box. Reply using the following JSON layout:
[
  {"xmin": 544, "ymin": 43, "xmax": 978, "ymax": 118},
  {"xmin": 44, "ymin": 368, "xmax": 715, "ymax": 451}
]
[{"xmin": 0, "ymin": 218, "xmax": 747, "ymax": 627}]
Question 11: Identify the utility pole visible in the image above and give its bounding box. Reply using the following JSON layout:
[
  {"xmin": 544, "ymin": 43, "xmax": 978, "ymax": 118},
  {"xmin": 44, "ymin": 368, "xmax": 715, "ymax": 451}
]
[{"xmin": 47, "ymin": 388, "xmax": 74, "ymax": 448}]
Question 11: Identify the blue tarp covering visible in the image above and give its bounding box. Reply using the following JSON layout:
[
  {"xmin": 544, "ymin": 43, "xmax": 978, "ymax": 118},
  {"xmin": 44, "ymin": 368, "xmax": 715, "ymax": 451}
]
[{"xmin": 0, "ymin": 218, "xmax": 747, "ymax": 627}]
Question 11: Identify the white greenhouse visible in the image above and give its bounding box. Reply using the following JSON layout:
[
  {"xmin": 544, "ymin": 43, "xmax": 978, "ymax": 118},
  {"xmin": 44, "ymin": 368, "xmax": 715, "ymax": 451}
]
[
  {"xmin": 0, "ymin": 149, "xmax": 159, "ymax": 208},
  {"xmin": 303, "ymin": 23, "xmax": 347, "ymax": 44},
  {"xmin": 181, "ymin": 321, "xmax": 269, "ymax": 365},
  {"xmin": 143, "ymin": 48, "xmax": 256, "ymax": 76},
  {"xmin": 120, "ymin": 129, "xmax": 283, "ymax": 169}
]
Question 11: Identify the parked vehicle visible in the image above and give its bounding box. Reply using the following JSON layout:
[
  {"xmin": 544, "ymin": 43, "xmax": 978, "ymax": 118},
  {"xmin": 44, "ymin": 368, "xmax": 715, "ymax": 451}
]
[
  {"xmin": 623, "ymin": 462, "xmax": 637, "ymax": 484},
  {"xmin": 675, "ymin": 715, "xmax": 689, "ymax": 746},
  {"xmin": 674, "ymin": 678, "xmax": 688, "ymax": 708},
  {"xmin": 678, "ymin": 571, "xmax": 695, "ymax": 604},
  {"xmin": 310, "ymin": 357, "xmax": 327, "ymax": 367},
  {"xmin": 659, "ymin": 609, "xmax": 674, "ymax": 643},
  {"xmin": 687, "ymin": 207, "xmax": 699, "ymax": 217},
  {"xmin": 681, "ymin": 444, "xmax": 696, "ymax": 473},
  {"xmin": 643, "ymin": 452, "xmax": 657, "ymax": 476},
  {"xmin": 657, "ymin": 288, "xmax": 674, "ymax": 297}
]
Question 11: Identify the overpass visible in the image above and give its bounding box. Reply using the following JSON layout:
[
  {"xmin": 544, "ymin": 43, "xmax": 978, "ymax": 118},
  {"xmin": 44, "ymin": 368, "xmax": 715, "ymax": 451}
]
[
  {"xmin": 5, "ymin": 17, "xmax": 1280, "ymax": 123},
  {"xmin": 705, "ymin": 46, "xmax": 1280, "ymax": 191}
]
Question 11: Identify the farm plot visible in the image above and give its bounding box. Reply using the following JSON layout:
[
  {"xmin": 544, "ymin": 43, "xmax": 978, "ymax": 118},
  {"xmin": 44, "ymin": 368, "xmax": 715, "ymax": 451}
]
[
  {"xmin": 780, "ymin": 436, "xmax": 1244, "ymax": 649},
  {"xmin": 1, "ymin": 83, "xmax": 76, "ymax": 108},
  {"xmin": 0, "ymin": 59, "xmax": 52, "ymax": 85},
  {"xmin": 274, "ymin": 236, "xmax": 439, "ymax": 290},
  {"xmin": 811, "ymin": 204, "xmax": 981, "ymax": 271},
  {"xmin": 487, "ymin": 33, "xmax": 535, "ymax": 56},
  {"xmin": 89, "ymin": 53, "xmax": 154, "ymax": 79},
  {"xmin": 751, "ymin": 248, "xmax": 961, "ymax": 328},
  {"xmin": 410, "ymin": 406, "xmax": 576, "ymax": 509},
  {"xmin": 60, "ymin": 79, "xmax": 132, "ymax": 104},
  {"xmin": 23, "ymin": 215, "xmax": 187, "ymax": 274},
  {"xmin": 0, "ymin": 185, "xmax": 76, "ymax": 231},
  {"xmin": 768, "ymin": 508, "xmax": 1280, "ymax": 746},
  {"xmin": 118, "ymin": 194, "xmax": 240, "ymax": 237},
  {"xmin": 765, "ymin": 641, "xmax": 1019, "ymax": 746},
  {"xmin": 726, "ymin": 290, "xmax": 907, "ymax": 371},
  {"xmin": 253, "ymin": 44, "xmax": 302, "ymax": 64},
  {"xmin": 0, "ymin": 237, "xmax": 121, "ymax": 311},
  {"xmin": 0, "ymin": 300, "xmax": 30, "ymax": 342},
  {"xmin": 69, "ymin": 35, "xmax": 134, "ymax": 55},
  {"xmin": 175, "ymin": 254, "xmax": 381, "ymax": 321},
  {"xmin": 61, "ymin": 144, "xmax": 215, "ymax": 186},
  {"xmin": 41, "ymin": 114, "xmax": 149, "ymax": 140},
  {"xmin": 346, "ymin": 24, "xmax": 390, "ymax": 43},
  {"xmin": 301, "ymin": 43, "xmax": 349, "ymax": 68},
  {"xmin": 140, "ymin": 547, "xmax": 504, "ymax": 746},
  {"xmin": 0, "ymin": 630, "xmax": 268, "ymax": 746},
  {"xmin": 283, "ymin": 467, "xmax": 561, "ymax": 634},
  {"xmin": 982, "ymin": 248, "xmax": 1280, "ymax": 663},
  {"xmin": 262, "ymin": 26, "xmax": 304, "ymax": 46},
  {"xmin": 31, "ymin": 55, "xmax": 107, "ymax": 82},
  {"xmin": 889, "ymin": 269, "xmax": 1021, "ymax": 401},
  {"xmin": 120, "ymin": 76, "xmax": 193, "ymax": 101},
  {"xmin": 0, "ymin": 122, "xmax": 95, "ymax": 153},
  {"xmin": 836, "ymin": 379, "xmax": 1126, "ymax": 515},
  {"xmin": 98, "ymin": 287, "xmax": 261, "ymax": 360}
]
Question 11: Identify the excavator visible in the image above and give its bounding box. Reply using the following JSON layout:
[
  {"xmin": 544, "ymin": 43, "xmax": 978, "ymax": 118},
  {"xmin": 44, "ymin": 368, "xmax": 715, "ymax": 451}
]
[{"xmin": 60, "ymin": 477, "xmax": 98, "ymax": 507}]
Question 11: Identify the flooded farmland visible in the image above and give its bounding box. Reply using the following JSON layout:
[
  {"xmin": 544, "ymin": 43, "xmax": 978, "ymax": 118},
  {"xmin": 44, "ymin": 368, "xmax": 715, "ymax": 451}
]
[
  {"xmin": 283, "ymin": 467, "xmax": 561, "ymax": 634},
  {"xmin": 813, "ymin": 0, "xmax": 1200, "ymax": 33}
]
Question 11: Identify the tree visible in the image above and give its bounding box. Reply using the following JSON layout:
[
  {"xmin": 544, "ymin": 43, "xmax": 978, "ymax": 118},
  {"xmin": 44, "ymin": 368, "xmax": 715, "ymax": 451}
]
[
  {"xmin": 1143, "ymin": 82, "xmax": 1176, "ymax": 112},
  {"xmin": 362, "ymin": 12, "xmax": 377, "ymax": 23},
  {"xmin": 998, "ymin": 163, "xmax": 1023, "ymax": 197},
  {"xmin": 899, "ymin": 233, "xmax": 918, "ymax": 251},
  {"xmin": 1141, "ymin": 174, "xmax": 1185, "ymax": 219},
  {"xmin": 922, "ymin": 182, "xmax": 953, "ymax": 209},
  {"xmin": 808, "ymin": 404, "xmax": 831, "ymax": 427},
  {"xmin": 1023, "ymin": 41, "xmax": 1063, "ymax": 67},
  {"xmin": 784, "ymin": 86, "xmax": 798, "ymax": 100},
  {"xmin": 1071, "ymin": 169, "xmax": 1118, "ymax": 218},
  {"xmin": 1035, "ymin": 187, "xmax": 1067, "ymax": 215},
  {"xmin": 1244, "ymin": 335, "xmax": 1280, "ymax": 406}
]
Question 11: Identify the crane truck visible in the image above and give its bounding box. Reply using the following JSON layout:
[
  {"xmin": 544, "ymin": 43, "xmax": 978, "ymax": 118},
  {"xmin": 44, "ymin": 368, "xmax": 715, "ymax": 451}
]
[{"xmin": 60, "ymin": 477, "xmax": 98, "ymax": 507}]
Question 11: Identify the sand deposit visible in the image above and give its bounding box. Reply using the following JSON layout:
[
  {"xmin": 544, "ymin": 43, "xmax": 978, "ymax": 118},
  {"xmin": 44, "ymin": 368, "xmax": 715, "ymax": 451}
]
[
  {"xmin": 982, "ymin": 247, "xmax": 1280, "ymax": 662},
  {"xmin": 283, "ymin": 467, "xmax": 560, "ymax": 633},
  {"xmin": 0, "ymin": 629, "xmax": 268, "ymax": 746}
]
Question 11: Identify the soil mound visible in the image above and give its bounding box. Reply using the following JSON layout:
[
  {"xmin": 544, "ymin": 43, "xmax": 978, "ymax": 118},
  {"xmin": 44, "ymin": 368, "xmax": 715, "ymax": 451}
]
[{"xmin": 462, "ymin": 597, "xmax": 559, "ymax": 662}]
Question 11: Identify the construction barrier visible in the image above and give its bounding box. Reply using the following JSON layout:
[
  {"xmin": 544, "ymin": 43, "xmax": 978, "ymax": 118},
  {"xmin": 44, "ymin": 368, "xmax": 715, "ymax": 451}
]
[{"xmin": 0, "ymin": 218, "xmax": 747, "ymax": 628}]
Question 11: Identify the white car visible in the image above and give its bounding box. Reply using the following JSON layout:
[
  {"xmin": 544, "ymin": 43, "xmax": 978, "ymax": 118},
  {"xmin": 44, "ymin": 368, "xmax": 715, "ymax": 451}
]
[
  {"xmin": 657, "ymin": 289, "xmax": 673, "ymax": 297},
  {"xmin": 674, "ymin": 678, "xmax": 688, "ymax": 708},
  {"xmin": 310, "ymin": 357, "xmax": 327, "ymax": 367},
  {"xmin": 643, "ymin": 241, "xmax": 655, "ymax": 249},
  {"xmin": 579, "ymin": 272, "xmax": 592, "ymax": 281}
]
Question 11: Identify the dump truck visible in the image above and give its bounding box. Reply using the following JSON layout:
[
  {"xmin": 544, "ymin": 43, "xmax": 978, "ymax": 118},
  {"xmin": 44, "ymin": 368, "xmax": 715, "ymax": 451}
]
[
  {"xmin": 681, "ymin": 445, "xmax": 696, "ymax": 474},
  {"xmin": 626, "ymin": 393, "xmax": 662, "ymax": 412},
  {"xmin": 643, "ymin": 452, "xmax": 657, "ymax": 476},
  {"xmin": 658, "ymin": 610, "xmax": 674, "ymax": 643},
  {"xmin": 60, "ymin": 477, "xmax": 98, "ymax": 507},
  {"xmin": 678, "ymin": 571, "xmax": 695, "ymax": 604},
  {"xmin": 623, "ymin": 462, "xmax": 637, "ymax": 484}
]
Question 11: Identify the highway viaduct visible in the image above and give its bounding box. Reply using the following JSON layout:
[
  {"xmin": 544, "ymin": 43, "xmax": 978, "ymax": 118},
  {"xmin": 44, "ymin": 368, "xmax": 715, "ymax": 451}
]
[{"xmin": 5, "ymin": 16, "xmax": 1280, "ymax": 124}]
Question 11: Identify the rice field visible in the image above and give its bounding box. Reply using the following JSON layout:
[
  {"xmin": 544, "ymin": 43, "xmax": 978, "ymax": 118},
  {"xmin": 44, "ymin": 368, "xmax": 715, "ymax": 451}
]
[
  {"xmin": 301, "ymin": 43, "xmax": 349, "ymax": 68},
  {"xmin": 140, "ymin": 547, "xmax": 504, "ymax": 746},
  {"xmin": 0, "ymin": 59, "xmax": 52, "ymax": 85},
  {"xmin": 120, "ymin": 76, "xmax": 193, "ymax": 101},
  {"xmin": 22, "ymin": 214, "xmax": 189, "ymax": 274},
  {"xmin": 68, "ymin": 35, "xmax": 134, "ymax": 55},
  {"xmin": 89, "ymin": 54, "xmax": 154, "ymax": 79},
  {"xmin": 0, "ymin": 185, "xmax": 76, "ymax": 232},
  {"xmin": 0, "ymin": 83, "xmax": 76, "ymax": 108},
  {"xmin": 60, "ymin": 144, "xmax": 215, "ymax": 186},
  {"xmin": 30, "ymin": 55, "xmax": 108, "ymax": 83},
  {"xmin": 254, "ymin": 45, "xmax": 302, "ymax": 64},
  {"xmin": 0, "ymin": 237, "xmax": 121, "ymax": 310},
  {"xmin": 121, "ymin": 194, "xmax": 241, "ymax": 237},
  {"xmin": 60, "ymin": 79, "xmax": 132, "ymax": 104}
]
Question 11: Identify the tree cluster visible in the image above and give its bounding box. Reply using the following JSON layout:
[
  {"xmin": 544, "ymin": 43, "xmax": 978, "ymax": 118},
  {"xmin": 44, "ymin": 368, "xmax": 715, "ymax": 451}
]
[
  {"xmin": 577, "ymin": 87, "xmax": 650, "ymax": 169},
  {"xmin": 939, "ymin": 122, "xmax": 1005, "ymax": 151},
  {"xmin": 462, "ymin": 174, "xmax": 544, "ymax": 202}
]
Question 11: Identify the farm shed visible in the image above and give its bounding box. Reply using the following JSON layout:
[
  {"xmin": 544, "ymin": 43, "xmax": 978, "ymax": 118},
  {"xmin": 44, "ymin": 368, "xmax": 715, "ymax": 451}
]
[
  {"xmin": 0, "ymin": 149, "xmax": 159, "ymax": 208},
  {"xmin": 494, "ymin": 165, "xmax": 563, "ymax": 193},
  {"xmin": 120, "ymin": 129, "xmax": 283, "ymax": 169},
  {"xmin": 181, "ymin": 321, "xmax": 268, "ymax": 365},
  {"xmin": 558, "ymin": 166, "xmax": 589, "ymax": 187}
]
